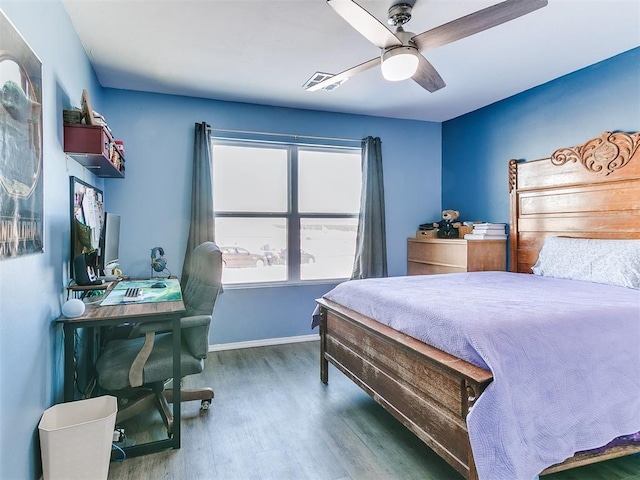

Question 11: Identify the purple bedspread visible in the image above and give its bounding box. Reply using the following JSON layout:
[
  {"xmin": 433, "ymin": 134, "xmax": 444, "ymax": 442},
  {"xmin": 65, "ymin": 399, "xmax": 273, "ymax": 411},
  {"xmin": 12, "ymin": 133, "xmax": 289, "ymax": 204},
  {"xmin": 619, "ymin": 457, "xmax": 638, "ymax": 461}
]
[{"xmin": 322, "ymin": 272, "xmax": 640, "ymax": 480}]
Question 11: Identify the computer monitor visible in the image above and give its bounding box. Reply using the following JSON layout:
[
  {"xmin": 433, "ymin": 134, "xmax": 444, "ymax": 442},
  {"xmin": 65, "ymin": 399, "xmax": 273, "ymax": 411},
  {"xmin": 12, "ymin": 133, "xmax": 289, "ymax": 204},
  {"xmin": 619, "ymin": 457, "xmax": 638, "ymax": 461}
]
[{"xmin": 98, "ymin": 212, "xmax": 120, "ymax": 275}]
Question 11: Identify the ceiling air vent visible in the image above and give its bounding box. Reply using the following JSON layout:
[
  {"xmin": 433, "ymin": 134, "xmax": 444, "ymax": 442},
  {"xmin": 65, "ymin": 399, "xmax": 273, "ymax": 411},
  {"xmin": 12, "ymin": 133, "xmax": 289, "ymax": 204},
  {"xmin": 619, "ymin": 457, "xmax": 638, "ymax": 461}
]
[{"xmin": 302, "ymin": 72, "xmax": 346, "ymax": 91}]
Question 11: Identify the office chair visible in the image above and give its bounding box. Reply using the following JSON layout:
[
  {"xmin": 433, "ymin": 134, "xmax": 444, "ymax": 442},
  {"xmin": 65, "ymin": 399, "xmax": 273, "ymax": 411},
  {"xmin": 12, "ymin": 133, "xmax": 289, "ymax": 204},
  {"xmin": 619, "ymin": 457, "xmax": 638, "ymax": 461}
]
[{"xmin": 95, "ymin": 242, "xmax": 222, "ymax": 435}]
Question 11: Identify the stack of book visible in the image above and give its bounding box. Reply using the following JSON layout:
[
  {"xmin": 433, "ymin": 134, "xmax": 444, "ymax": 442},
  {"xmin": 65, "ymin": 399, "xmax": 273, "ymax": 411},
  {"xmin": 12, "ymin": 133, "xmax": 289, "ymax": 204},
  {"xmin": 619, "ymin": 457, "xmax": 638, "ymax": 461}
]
[{"xmin": 464, "ymin": 223, "xmax": 507, "ymax": 240}]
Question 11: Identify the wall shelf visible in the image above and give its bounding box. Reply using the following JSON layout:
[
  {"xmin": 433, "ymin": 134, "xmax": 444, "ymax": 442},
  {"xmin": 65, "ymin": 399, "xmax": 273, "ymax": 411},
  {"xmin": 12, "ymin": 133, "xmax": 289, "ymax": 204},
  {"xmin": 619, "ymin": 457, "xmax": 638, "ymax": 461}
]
[{"xmin": 64, "ymin": 124, "xmax": 125, "ymax": 178}]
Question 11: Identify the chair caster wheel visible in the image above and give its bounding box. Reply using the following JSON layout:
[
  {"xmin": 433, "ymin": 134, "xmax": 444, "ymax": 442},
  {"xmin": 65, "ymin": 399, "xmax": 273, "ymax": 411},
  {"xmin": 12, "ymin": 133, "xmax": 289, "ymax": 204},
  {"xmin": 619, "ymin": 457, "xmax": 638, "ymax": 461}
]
[{"xmin": 201, "ymin": 400, "xmax": 211, "ymax": 410}]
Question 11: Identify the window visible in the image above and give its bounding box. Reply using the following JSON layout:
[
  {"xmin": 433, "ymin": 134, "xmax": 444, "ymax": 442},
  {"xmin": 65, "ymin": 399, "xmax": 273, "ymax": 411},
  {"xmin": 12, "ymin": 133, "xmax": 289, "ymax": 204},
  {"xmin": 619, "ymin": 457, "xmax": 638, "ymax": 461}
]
[{"xmin": 213, "ymin": 139, "xmax": 361, "ymax": 285}]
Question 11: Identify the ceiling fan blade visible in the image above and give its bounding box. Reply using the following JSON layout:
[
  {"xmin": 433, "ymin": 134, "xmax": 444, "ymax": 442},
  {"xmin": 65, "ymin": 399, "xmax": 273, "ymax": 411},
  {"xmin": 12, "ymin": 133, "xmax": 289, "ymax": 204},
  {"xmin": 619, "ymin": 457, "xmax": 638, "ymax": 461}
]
[
  {"xmin": 412, "ymin": 0, "xmax": 548, "ymax": 52},
  {"xmin": 328, "ymin": 0, "xmax": 402, "ymax": 49},
  {"xmin": 412, "ymin": 54, "xmax": 446, "ymax": 93},
  {"xmin": 305, "ymin": 57, "xmax": 380, "ymax": 92}
]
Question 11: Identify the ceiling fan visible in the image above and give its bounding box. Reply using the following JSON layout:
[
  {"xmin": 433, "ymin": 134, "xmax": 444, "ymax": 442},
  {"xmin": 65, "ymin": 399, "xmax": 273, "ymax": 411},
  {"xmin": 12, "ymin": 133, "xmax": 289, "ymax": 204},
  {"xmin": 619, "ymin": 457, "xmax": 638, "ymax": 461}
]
[{"xmin": 304, "ymin": 0, "xmax": 548, "ymax": 93}]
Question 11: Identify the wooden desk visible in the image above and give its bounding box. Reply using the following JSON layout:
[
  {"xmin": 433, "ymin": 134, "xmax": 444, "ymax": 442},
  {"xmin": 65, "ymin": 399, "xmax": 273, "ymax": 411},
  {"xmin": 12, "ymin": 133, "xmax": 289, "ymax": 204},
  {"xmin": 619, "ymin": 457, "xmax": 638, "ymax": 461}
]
[{"xmin": 58, "ymin": 285, "xmax": 186, "ymax": 457}]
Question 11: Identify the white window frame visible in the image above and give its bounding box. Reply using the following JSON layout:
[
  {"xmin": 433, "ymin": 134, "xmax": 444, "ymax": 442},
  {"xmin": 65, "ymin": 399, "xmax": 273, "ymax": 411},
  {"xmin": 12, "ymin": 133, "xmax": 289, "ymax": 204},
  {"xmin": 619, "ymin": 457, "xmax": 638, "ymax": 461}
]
[{"xmin": 212, "ymin": 137, "xmax": 361, "ymax": 286}]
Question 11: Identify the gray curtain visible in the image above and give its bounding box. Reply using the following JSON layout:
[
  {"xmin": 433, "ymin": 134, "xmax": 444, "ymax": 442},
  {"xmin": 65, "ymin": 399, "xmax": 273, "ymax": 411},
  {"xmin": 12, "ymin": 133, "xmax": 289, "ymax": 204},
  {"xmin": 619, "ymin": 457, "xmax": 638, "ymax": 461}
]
[
  {"xmin": 351, "ymin": 136, "xmax": 388, "ymax": 279},
  {"xmin": 181, "ymin": 122, "xmax": 215, "ymax": 288}
]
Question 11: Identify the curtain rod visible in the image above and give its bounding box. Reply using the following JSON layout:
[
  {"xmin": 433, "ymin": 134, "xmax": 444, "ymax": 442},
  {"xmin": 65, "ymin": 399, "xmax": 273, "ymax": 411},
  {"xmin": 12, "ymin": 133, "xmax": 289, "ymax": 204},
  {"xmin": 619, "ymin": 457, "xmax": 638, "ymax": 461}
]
[{"xmin": 206, "ymin": 126, "xmax": 362, "ymax": 144}]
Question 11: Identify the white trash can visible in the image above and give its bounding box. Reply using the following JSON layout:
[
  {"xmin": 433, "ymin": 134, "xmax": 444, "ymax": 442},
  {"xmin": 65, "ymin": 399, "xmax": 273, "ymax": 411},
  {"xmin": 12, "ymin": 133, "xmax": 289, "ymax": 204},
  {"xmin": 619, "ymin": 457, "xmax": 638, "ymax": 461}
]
[{"xmin": 38, "ymin": 395, "xmax": 117, "ymax": 480}]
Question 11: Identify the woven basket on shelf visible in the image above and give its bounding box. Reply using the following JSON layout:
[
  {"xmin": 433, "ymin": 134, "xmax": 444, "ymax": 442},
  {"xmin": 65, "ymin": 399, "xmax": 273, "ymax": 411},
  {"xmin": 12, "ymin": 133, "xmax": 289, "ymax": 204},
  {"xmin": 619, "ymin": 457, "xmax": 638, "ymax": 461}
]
[
  {"xmin": 457, "ymin": 225, "xmax": 474, "ymax": 238},
  {"xmin": 416, "ymin": 230, "xmax": 437, "ymax": 238}
]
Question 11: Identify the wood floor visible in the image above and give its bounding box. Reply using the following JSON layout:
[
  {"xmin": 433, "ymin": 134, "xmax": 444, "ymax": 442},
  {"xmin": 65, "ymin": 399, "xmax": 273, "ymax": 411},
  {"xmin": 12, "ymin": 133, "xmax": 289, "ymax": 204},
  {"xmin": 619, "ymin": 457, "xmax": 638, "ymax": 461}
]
[{"xmin": 107, "ymin": 341, "xmax": 640, "ymax": 480}]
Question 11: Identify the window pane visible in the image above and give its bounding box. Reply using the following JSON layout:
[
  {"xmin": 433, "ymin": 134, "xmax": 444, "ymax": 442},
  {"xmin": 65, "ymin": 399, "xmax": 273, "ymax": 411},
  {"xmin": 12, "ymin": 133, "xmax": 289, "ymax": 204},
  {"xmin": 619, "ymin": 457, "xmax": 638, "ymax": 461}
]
[
  {"xmin": 216, "ymin": 217, "xmax": 287, "ymax": 284},
  {"xmin": 213, "ymin": 145, "xmax": 288, "ymax": 212},
  {"xmin": 300, "ymin": 218, "xmax": 357, "ymax": 280},
  {"xmin": 298, "ymin": 150, "xmax": 361, "ymax": 213}
]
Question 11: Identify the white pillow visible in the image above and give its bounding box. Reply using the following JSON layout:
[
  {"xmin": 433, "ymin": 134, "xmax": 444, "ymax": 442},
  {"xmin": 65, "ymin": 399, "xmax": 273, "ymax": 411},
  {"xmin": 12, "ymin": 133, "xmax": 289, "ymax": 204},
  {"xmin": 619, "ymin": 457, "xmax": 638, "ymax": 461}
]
[{"xmin": 532, "ymin": 237, "xmax": 640, "ymax": 289}]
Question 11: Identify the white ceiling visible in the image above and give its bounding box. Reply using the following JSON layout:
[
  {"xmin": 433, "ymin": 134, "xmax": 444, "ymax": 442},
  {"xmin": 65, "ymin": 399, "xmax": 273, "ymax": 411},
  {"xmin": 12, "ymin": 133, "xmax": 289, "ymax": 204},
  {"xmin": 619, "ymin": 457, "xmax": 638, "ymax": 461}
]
[{"xmin": 62, "ymin": 0, "xmax": 640, "ymax": 122}]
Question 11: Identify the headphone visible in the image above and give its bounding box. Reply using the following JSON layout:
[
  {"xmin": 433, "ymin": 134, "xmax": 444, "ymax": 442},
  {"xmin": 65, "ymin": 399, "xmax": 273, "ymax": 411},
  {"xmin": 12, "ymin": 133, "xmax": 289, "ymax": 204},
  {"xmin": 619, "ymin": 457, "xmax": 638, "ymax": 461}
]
[{"xmin": 151, "ymin": 247, "xmax": 167, "ymax": 273}]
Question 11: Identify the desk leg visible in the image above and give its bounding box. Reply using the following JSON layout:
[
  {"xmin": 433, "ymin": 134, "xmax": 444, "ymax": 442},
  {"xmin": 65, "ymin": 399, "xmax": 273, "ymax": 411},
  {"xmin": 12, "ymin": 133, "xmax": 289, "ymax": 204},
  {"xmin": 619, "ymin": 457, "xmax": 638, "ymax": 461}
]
[
  {"xmin": 63, "ymin": 323, "xmax": 75, "ymax": 402},
  {"xmin": 172, "ymin": 313, "xmax": 181, "ymax": 448}
]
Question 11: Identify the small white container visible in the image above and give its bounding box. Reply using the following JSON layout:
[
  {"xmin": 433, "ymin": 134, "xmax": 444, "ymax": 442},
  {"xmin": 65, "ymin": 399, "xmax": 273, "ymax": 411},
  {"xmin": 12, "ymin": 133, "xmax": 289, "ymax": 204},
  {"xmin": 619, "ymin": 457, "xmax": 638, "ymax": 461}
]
[{"xmin": 39, "ymin": 396, "xmax": 117, "ymax": 480}]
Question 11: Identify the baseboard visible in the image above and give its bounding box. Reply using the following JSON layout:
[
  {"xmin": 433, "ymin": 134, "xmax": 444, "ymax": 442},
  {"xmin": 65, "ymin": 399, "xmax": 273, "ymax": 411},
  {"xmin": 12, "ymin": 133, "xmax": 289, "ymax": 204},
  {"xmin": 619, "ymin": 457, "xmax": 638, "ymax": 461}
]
[{"xmin": 209, "ymin": 334, "xmax": 319, "ymax": 352}]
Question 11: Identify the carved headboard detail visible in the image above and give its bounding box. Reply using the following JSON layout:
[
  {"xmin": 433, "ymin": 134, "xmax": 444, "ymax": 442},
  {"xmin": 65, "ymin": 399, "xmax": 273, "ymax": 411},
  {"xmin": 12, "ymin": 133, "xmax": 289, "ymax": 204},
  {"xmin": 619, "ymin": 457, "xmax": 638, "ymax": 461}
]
[
  {"xmin": 550, "ymin": 131, "xmax": 640, "ymax": 175},
  {"xmin": 509, "ymin": 131, "xmax": 640, "ymax": 273}
]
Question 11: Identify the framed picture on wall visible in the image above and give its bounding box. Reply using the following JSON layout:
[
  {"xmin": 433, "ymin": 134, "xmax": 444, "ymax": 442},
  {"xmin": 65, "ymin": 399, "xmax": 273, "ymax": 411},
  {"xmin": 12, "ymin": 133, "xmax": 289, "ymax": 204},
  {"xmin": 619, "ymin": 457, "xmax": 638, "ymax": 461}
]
[
  {"xmin": 70, "ymin": 176, "xmax": 104, "ymax": 278},
  {"xmin": 81, "ymin": 88, "xmax": 94, "ymax": 125},
  {"xmin": 0, "ymin": 10, "xmax": 44, "ymax": 260}
]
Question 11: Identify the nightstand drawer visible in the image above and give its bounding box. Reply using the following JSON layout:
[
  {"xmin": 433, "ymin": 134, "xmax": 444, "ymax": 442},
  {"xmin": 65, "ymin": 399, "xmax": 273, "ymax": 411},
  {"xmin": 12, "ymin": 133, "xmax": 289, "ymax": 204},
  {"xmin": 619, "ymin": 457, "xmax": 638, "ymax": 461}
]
[
  {"xmin": 408, "ymin": 239, "xmax": 467, "ymax": 269},
  {"xmin": 407, "ymin": 262, "xmax": 466, "ymax": 275},
  {"xmin": 407, "ymin": 237, "xmax": 506, "ymax": 275}
]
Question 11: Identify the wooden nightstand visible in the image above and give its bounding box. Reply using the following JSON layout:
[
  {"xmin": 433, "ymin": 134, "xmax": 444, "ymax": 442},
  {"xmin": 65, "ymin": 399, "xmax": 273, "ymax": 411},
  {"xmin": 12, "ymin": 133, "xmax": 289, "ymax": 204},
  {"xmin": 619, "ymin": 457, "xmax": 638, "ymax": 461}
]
[{"xmin": 407, "ymin": 237, "xmax": 506, "ymax": 275}]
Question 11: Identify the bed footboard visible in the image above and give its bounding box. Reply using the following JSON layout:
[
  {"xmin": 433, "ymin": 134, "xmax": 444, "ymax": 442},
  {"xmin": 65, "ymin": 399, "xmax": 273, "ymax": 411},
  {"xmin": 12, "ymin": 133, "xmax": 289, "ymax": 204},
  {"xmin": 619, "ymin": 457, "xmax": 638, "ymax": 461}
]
[{"xmin": 318, "ymin": 298, "xmax": 492, "ymax": 480}]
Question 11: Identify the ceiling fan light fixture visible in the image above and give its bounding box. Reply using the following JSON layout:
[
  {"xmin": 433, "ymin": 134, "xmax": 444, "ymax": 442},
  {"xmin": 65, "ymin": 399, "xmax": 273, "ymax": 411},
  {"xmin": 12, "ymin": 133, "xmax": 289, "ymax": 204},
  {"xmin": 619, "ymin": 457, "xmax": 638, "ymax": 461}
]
[{"xmin": 381, "ymin": 46, "xmax": 419, "ymax": 82}]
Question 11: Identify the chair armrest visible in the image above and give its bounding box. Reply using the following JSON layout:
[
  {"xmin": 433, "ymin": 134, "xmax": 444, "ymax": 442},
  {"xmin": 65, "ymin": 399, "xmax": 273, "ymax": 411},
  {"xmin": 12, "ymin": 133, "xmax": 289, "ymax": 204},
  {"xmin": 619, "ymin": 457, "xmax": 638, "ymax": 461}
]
[
  {"xmin": 129, "ymin": 332, "xmax": 155, "ymax": 387},
  {"xmin": 136, "ymin": 315, "xmax": 210, "ymax": 333},
  {"xmin": 180, "ymin": 315, "xmax": 211, "ymax": 359},
  {"xmin": 137, "ymin": 320, "xmax": 173, "ymax": 334},
  {"xmin": 179, "ymin": 315, "xmax": 211, "ymax": 328},
  {"xmin": 136, "ymin": 315, "xmax": 211, "ymax": 360}
]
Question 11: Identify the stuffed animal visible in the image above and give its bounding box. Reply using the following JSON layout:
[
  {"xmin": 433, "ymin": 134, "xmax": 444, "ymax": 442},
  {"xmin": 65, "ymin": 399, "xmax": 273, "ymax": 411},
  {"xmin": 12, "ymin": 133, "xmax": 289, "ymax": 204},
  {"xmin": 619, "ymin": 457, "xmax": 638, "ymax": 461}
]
[{"xmin": 433, "ymin": 210, "xmax": 461, "ymax": 238}]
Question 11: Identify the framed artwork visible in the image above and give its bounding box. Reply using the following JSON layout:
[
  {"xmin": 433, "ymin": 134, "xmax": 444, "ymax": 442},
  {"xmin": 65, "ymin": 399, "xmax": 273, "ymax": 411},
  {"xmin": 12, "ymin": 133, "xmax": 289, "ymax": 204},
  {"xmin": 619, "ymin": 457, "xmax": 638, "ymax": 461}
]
[
  {"xmin": 81, "ymin": 88, "xmax": 94, "ymax": 125},
  {"xmin": 0, "ymin": 10, "xmax": 43, "ymax": 259}
]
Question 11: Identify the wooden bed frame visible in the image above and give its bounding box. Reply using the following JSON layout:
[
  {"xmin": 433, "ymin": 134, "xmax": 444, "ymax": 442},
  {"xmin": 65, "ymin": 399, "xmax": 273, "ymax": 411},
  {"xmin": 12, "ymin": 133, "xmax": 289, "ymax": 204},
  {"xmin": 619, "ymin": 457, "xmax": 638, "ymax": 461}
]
[{"xmin": 317, "ymin": 131, "xmax": 640, "ymax": 480}]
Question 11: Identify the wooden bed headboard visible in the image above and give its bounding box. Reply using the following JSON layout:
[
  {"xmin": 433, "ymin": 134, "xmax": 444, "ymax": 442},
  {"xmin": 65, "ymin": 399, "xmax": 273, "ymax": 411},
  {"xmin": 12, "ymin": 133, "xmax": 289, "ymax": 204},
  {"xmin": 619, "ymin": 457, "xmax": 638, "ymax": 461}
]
[{"xmin": 509, "ymin": 131, "xmax": 640, "ymax": 273}]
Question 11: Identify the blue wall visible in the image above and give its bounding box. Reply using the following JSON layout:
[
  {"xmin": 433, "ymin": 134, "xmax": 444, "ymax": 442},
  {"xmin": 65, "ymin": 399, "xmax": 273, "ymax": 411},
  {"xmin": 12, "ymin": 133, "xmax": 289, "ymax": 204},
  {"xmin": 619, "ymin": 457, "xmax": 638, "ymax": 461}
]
[
  {"xmin": 442, "ymin": 47, "xmax": 640, "ymax": 224},
  {"xmin": 0, "ymin": 2, "xmax": 103, "ymax": 479},
  {"xmin": 100, "ymin": 90, "xmax": 442, "ymax": 344}
]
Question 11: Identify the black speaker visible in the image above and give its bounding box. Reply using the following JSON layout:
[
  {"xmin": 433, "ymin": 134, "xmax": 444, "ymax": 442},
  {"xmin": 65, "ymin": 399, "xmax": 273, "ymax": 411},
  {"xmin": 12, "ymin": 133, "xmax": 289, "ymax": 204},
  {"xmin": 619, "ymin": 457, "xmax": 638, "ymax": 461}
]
[{"xmin": 73, "ymin": 253, "xmax": 102, "ymax": 286}]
